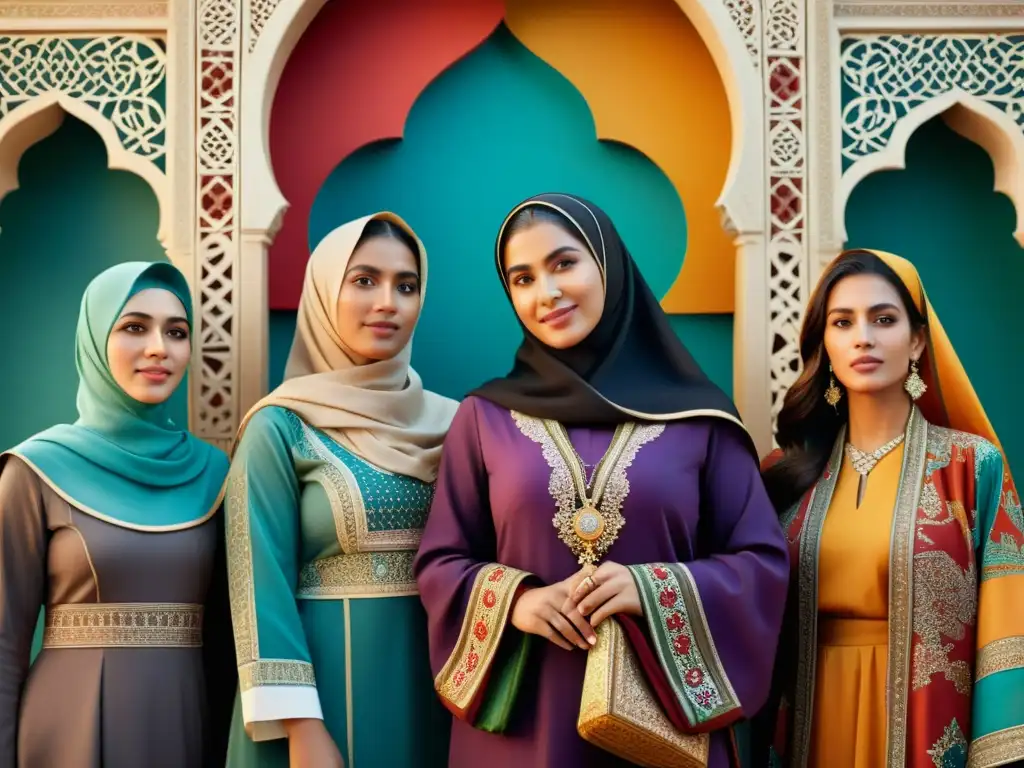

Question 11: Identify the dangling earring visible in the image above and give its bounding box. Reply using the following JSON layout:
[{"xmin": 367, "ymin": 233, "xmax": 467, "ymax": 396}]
[
  {"xmin": 825, "ymin": 363, "xmax": 842, "ymax": 408},
  {"xmin": 905, "ymin": 359, "xmax": 927, "ymax": 401}
]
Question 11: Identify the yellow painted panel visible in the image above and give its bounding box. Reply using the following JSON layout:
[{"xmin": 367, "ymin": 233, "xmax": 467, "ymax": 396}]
[{"xmin": 505, "ymin": 0, "xmax": 734, "ymax": 313}]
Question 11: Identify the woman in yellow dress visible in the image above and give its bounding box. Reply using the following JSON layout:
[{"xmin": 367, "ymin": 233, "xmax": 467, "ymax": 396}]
[{"xmin": 760, "ymin": 249, "xmax": 1024, "ymax": 768}]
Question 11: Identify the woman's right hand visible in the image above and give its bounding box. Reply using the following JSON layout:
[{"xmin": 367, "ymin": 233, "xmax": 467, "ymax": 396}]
[
  {"xmin": 284, "ymin": 718, "xmax": 344, "ymax": 768},
  {"xmin": 510, "ymin": 574, "xmax": 598, "ymax": 650}
]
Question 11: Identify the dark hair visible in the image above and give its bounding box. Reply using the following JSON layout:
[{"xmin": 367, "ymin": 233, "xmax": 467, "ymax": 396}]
[
  {"xmin": 354, "ymin": 218, "xmax": 421, "ymax": 269},
  {"xmin": 762, "ymin": 249, "xmax": 927, "ymax": 513},
  {"xmin": 500, "ymin": 206, "xmax": 587, "ymax": 269}
]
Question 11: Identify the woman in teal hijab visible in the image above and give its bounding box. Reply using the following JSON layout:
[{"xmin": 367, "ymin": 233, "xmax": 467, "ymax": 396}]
[{"xmin": 0, "ymin": 262, "xmax": 233, "ymax": 767}]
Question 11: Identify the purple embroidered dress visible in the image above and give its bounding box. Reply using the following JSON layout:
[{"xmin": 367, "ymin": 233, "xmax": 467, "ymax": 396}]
[
  {"xmin": 414, "ymin": 397, "xmax": 788, "ymax": 767},
  {"xmin": 415, "ymin": 193, "xmax": 788, "ymax": 767}
]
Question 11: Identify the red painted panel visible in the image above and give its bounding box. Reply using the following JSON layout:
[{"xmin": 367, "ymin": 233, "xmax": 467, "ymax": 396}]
[{"xmin": 268, "ymin": 0, "xmax": 505, "ymax": 309}]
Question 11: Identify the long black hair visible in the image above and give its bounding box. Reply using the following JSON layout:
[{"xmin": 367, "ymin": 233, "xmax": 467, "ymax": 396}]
[{"xmin": 761, "ymin": 249, "xmax": 927, "ymax": 513}]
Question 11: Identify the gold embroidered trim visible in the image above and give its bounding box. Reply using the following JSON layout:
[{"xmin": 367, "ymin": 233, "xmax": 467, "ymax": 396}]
[
  {"xmin": 226, "ymin": 469, "xmax": 259, "ymax": 664},
  {"xmin": 511, "ymin": 412, "xmax": 664, "ymax": 566},
  {"xmin": 976, "ymin": 636, "xmax": 1024, "ymax": 681},
  {"xmin": 43, "ymin": 603, "xmax": 202, "ymax": 648},
  {"xmin": 792, "ymin": 434, "xmax": 843, "ymax": 768},
  {"xmin": 434, "ymin": 564, "xmax": 529, "ymax": 712},
  {"xmin": 239, "ymin": 659, "xmax": 317, "ymax": 692},
  {"xmin": 297, "ymin": 551, "xmax": 418, "ymax": 599},
  {"xmin": 968, "ymin": 724, "xmax": 1024, "ymax": 768},
  {"xmin": 299, "ymin": 421, "xmax": 421, "ymax": 554},
  {"xmin": 888, "ymin": 407, "xmax": 928, "ymax": 767}
]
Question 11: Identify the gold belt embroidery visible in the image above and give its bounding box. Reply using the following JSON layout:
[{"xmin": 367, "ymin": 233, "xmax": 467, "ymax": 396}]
[
  {"xmin": 43, "ymin": 603, "xmax": 203, "ymax": 648},
  {"xmin": 296, "ymin": 551, "xmax": 418, "ymax": 599}
]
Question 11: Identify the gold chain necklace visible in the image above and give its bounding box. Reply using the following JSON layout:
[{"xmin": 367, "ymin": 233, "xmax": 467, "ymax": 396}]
[
  {"xmin": 846, "ymin": 433, "xmax": 905, "ymax": 476},
  {"xmin": 543, "ymin": 420, "xmax": 636, "ymax": 567}
]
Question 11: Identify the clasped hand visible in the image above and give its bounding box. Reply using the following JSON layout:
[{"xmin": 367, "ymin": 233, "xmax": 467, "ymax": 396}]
[{"xmin": 509, "ymin": 561, "xmax": 642, "ymax": 651}]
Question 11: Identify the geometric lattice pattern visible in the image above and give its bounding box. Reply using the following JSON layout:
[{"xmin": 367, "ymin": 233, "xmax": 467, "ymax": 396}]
[
  {"xmin": 195, "ymin": 0, "xmax": 240, "ymax": 448},
  {"xmin": 841, "ymin": 34, "xmax": 1024, "ymax": 171},
  {"xmin": 0, "ymin": 36, "xmax": 166, "ymax": 166},
  {"xmin": 765, "ymin": 0, "xmax": 808, "ymax": 427},
  {"xmin": 248, "ymin": 0, "xmax": 282, "ymax": 52}
]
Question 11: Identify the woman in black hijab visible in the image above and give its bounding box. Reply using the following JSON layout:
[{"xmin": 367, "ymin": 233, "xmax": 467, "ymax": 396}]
[
  {"xmin": 415, "ymin": 193, "xmax": 787, "ymax": 768},
  {"xmin": 473, "ymin": 193, "xmax": 748, "ymax": 427}
]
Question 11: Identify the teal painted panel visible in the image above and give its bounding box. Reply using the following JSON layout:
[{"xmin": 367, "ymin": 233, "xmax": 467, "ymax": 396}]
[
  {"xmin": 0, "ymin": 116, "xmax": 177, "ymax": 454},
  {"xmin": 306, "ymin": 24, "xmax": 732, "ymax": 401},
  {"xmin": 844, "ymin": 118, "xmax": 1023, "ymax": 476},
  {"xmin": 666, "ymin": 314, "xmax": 733, "ymax": 397}
]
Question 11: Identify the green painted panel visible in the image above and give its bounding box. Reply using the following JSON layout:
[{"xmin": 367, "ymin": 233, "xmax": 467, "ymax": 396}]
[
  {"xmin": 844, "ymin": 118, "xmax": 1023, "ymax": 476},
  {"xmin": 301, "ymin": 24, "xmax": 733, "ymax": 401},
  {"xmin": 0, "ymin": 115, "xmax": 177, "ymax": 455}
]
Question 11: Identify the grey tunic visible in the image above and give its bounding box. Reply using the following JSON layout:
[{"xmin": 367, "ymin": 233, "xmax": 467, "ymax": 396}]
[{"xmin": 0, "ymin": 456, "xmax": 234, "ymax": 768}]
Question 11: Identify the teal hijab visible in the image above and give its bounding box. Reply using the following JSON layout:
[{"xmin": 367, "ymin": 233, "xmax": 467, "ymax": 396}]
[{"xmin": 5, "ymin": 262, "xmax": 229, "ymax": 530}]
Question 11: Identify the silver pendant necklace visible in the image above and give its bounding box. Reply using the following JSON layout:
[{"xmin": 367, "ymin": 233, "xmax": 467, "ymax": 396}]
[{"xmin": 845, "ymin": 433, "xmax": 905, "ymax": 507}]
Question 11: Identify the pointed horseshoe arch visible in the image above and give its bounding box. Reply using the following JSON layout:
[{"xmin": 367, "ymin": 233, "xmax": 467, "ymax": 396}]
[
  {"xmin": 242, "ymin": 0, "xmax": 766, "ymax": 237},
  {"xmin": 0, "ymin": 93, "xmax": 172, "ymax": 257},
  {"xmin": 840, "ymin": 91, "xmax": 1024, "ymax": 246}
]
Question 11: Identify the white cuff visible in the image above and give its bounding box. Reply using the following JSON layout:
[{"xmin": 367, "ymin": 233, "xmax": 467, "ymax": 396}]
[{"xmin": 241, "ymin": 685, "xmax": 324, "ymax": 742}]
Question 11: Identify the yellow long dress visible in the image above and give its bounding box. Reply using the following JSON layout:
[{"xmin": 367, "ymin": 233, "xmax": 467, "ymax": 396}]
[{"xmin": 809, "ymin": 444, "xmax": 903, "ymax": 768}]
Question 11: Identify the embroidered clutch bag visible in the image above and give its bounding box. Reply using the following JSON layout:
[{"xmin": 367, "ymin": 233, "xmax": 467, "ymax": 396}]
[{"xmin": 578, "ymin": 617, "xmax": 709, "ymax": 768}]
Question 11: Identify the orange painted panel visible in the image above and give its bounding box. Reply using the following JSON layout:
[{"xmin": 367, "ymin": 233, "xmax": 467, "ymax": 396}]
[
  {"xmin": 268, "ymin": 0, "xmax": 505, "ymax": 309},
  {"xmin": 505, "ymin": 0, "xmax": 734, "ymax": 313}
]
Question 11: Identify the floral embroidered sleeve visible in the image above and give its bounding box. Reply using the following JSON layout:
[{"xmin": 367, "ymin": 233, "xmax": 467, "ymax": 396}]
[
  {"xmin": 413, "ymin": 398, "xmax": 533, "ymax": 731},
  {"xmin": 627, "ymin": 422, "xmax": 790, "ymax": 733},
  {"xmin": 969, "ymin": 441, "xmax": 1024, "ymax": 765},
  {"xmin": 225, "ymin": 407, "xmax": 320, "ymax": 742}
]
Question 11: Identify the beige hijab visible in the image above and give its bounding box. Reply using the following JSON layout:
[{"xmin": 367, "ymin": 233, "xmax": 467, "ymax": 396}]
[{"xmin": 236, "ymin": 212, "xmax": 458, "ymax": 482}]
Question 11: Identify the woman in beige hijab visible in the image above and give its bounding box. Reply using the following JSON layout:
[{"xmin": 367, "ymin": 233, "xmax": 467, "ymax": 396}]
[{"xmin": 224, "ymin": 213, "xmax": 459, "ymax": 768}]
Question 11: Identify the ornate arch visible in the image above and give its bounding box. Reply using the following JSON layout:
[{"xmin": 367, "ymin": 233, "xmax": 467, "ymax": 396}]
[
  {"xmin": 0, "ymin": 35, "xmax": 170, "ymax": 246},
  {"xmin": 0, "ymin": 95, "xmax": 172, "ymax": 252},
  {"xmin": 238, "ymin": 0, "xmax": 779, "ymax": 452},
  {"xmin": 841, "ymin": 90, "xmax": 1024, "ymax": 246},
  {"xmin": 242, "ymin": 0, "xmax": 766, "ymax": 235}
]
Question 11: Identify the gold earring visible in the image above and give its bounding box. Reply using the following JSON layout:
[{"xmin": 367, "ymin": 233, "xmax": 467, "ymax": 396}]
[
  {"xmin": 905, "ymin": 359, "xmax": 927, "ymax": 401},
  {"xmin": 825, "ymin": 363, "xmax": 842, "ymax": 408}
]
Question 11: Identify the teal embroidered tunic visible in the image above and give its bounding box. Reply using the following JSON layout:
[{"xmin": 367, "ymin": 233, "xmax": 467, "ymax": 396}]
[{"xmin": 225, "ymin": 406, "xmax": 450, "ymax": 767}]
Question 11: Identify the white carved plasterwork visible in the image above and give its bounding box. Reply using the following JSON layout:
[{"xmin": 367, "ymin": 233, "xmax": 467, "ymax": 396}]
[
  {"xmin": 248, "ymin": 0, "xmax": 282, "ymax": 52},
  {"xmin": 725, "ymin": 0, "xmax": 761, "ymax": 65},
  {"xmin": 765, "ymin": 0, "xmax": 808, "ymax": 427},
  {"xmin": 835, "ymin": 3, "xmax": 1024, "ymax": 19},
  {"xmin": 0, "ymin": 2, "xmax": 166, "ymax": 17},
  {"xmin": 195, "ymin": 0, "xmax": 241, "ymax": 450},
  {"xmin": 841, "ymin": 34, "xmax": 1024, "ymax": 168},
  {"xmin": 0, "ymin": 36, "xmax": 166, "ymax": 164}
]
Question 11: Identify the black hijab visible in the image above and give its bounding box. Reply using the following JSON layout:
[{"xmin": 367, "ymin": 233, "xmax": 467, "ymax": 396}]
[{"xmin": 471, "ymin": 193, "xmax": 750, "ymax": 438}]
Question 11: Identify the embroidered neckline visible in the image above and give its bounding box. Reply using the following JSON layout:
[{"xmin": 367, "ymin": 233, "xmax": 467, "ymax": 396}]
[
  {"xmin": 511, "ymin": 412, "xmax": 664, "ymax": 566},
  {"xmin": 846, "ymin": 433, "xmax": 905, "ymax": 476}
]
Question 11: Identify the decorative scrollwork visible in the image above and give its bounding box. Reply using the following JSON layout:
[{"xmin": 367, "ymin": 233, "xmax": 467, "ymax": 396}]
[
  {"xmin": 765, "ymin": 0, "xmax": 808, "ymax": 429},
  {"xmin": 195, "ymin": 0, "xmax": 240, "ymax": 449},
  {"xmin": 724, "ymin": 0, "xmax": 761, "ymax": 65},
  {"xmin": 841, "ymin": 35, "xmax": 1024, "ymax": 169},
  {"xmin": 248, "ymin": 0, "xmax": 282, "ymax": 52},
  {"xmin": 0, "ymin": 36, "xmax": 166, "ymax": 165},
  {"xmin": 766, "ymin": 0, "xmax": 801, "ymax": 53}
]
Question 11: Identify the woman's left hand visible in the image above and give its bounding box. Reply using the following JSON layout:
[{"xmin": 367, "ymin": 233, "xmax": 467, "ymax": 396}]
[{"xmin": 567, "ymin": 561, "xmax": 643, "ymax": 628}]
